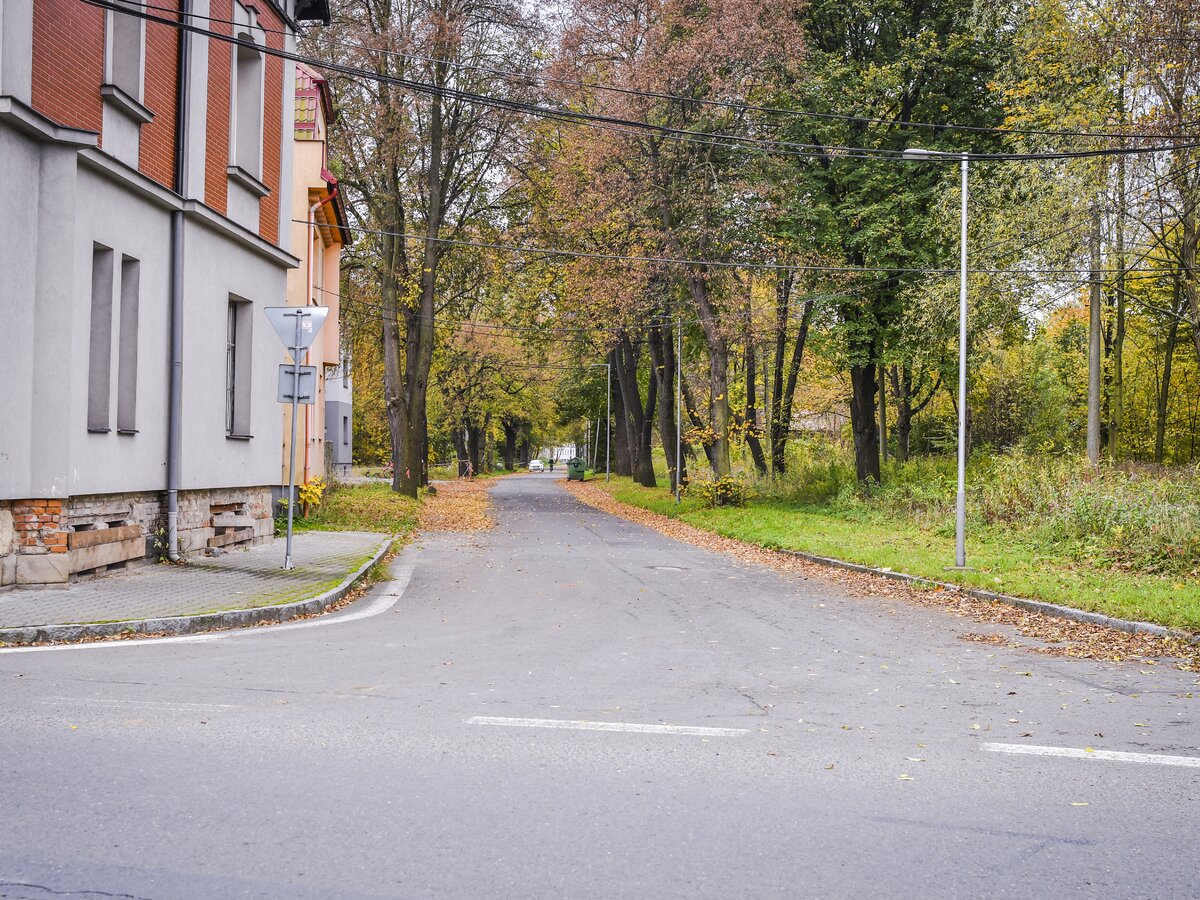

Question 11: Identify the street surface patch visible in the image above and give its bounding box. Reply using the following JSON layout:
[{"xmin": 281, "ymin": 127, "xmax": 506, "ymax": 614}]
[{"xmin": 467, "ymin": 716, "xmax": 747, "ymax": 736}]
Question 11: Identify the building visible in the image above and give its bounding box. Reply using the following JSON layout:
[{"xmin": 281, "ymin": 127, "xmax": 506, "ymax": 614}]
[
  {"xmin": 281, "ymin": 63, "xmax": 350, "ymax": 489},
  {"xmin": 0, "ymin": 0, "xmax": 329, "ymax": 587}
]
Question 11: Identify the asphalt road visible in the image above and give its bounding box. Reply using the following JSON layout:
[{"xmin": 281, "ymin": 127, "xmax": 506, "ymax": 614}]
[{"xmin": 1, "ymin": 474, "xmax": 1197, "ymax": 899}]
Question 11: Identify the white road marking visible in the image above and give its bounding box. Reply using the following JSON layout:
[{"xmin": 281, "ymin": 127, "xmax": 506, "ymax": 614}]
[
  {"xmin": 467, "ymin": 716, "xmax": 747, "ymax": 736},
  {"xmin": 0, "ymin": 550, "xmax": 417, "ymax": 654},
  {"xmin": 983, "ymin": 742, "xmax": 1200, "ymax": 768}
]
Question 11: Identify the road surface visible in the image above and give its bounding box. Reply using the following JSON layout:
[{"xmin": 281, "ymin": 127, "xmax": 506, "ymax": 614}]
[{"xmin": 1, "ymin": 474, "xmax": 1196, "ymax": 898}]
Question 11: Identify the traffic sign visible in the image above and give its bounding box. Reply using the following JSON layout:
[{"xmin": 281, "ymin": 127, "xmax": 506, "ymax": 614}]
[
  {"xmin": 277, "ymin": 364, "xmax": 317, "ymax": 404},
  {"xmin": 265, "ymin": 306, "xmax": 328, "ymax": 360}
]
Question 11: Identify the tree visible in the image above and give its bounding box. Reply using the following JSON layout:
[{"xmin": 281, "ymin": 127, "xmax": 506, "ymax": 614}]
[{"xmin": 319, "ymin": 0, "xmax": 537, "ymax": 496}]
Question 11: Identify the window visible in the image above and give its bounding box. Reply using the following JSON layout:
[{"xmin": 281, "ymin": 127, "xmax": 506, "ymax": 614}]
[
  {"xmin": 225, "ymin": 297, "xmax": 253, "ymax": 437},
  {"xmin": 87, "ymin": 246, "xmax": 115, "ymax": 432},
  {"xmin": 230, "ymin": 5, "xmax": 265, "ymax": 180},
  {"xmin": 116, "ymin": 257, "xmax": 140, "ymax": 433},
  {"xmin": 342, "ymin": 416, "xmax": 350, "ymax": 446}
]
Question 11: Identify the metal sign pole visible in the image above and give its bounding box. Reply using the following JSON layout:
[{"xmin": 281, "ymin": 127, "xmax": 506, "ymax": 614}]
[{"xmin": 284, "ymin": 311, "xmax": 303, "ymax": 570}]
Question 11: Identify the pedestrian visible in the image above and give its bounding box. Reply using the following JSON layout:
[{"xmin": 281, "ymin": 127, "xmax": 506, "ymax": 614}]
[{"xmin": 548, "ymin": 458, "xmax": 554, "ymax": 472}]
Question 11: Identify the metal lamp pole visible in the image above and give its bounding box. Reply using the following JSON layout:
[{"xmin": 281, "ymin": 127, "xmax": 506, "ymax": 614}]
[
  {"xmin": 675, "ymin": 317, "xmax": 682, "ymax": 503},
  {"xmin": 904, "ymin": 147, "xmax": 969, "ymax": 569}
]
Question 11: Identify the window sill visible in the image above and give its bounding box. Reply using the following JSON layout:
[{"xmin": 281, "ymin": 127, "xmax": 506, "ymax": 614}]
[
  {"xmin": 117, "ymin": 428, "xmax": 139, "ymax": 435},
  {"xmin": 101, "ymin": 84, "xmax": 153, "ymax": 125},
  {"xmin": 226, "ymin": 165, "xmax": 269, "ymax": 198},
  {"xmin": 87, "ymin": 427, "xmax": 111, "ymax": 434},
  {"xmin": 225, "ymin": 433, "xmax": 254, "ymax": 441}
]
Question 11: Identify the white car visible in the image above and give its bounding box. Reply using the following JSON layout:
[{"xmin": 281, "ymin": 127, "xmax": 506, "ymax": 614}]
[{"xmin": 528, "ymin": 459, "xmax": 544, "ymax": 472}]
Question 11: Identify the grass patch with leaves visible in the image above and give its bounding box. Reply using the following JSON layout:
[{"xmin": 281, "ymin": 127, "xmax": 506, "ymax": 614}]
[
  {"xmin": 599, "ymin": 471, "xmax": 1200, "ymax": 633},
  {"xmin": 289, "ymin": 482, "xmax": 419, "ymax": 535}
]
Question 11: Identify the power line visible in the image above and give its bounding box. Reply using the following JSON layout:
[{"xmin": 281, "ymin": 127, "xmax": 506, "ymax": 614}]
[
  {"xmin": 299, "ymin": 219, "xmax": 1191, "ymax": 276},
  {"xmin": 132, "ymin": 0, "xmax": 1200, "ymax": 143},
  {"xmin": 86, "ymin": 0, "xmax": 1200, "ymax": 164}
]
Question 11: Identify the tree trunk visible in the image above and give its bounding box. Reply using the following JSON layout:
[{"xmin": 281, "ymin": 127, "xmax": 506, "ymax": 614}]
[
  {"xmin": 1155, "ymin": 276, "xmax": 1182, "ymax": 464},
  {"xmin": 451, "ymin": 426, "xmax": 467, "ymax": 478},
  {"xmin": 615, "ymin": 335, "xmax": 656, "ymax": 487},
  {"xmin": 878, "ymin": 362, "xmax": 888, "ymax": 464},
  {"xmin": 502, "ymin": 419, "xmax": 517, "ymax": 470},
  {"xmin": 610, "ymin": 349, "xmax": 632, "ymax": 476},
  {"xmin": 744, "ymin": 340, "xmax": 768, "ymax": 474},
  {"xmin": 648, "ymin": 323, "xmax": 685, "ymax": 490},
  {"xmin": 849, "ymin": 361, "xmax": 880, "ymax": 483},
  {"xmin": 769, "ymin": 275, "xmax": 813, "ymax": 476},
  {"xmin": 680, "ymin": 373, "xmax": 716, "ymax": 471}
]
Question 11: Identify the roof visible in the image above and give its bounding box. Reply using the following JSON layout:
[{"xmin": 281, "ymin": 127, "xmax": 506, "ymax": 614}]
[
  {"xmin": 294, "ymin": 0, "xmax": 330, "ymax": 24},
  {"xmin": 295, "ymin": 63, "xmax": 335, "ymax": 138}
]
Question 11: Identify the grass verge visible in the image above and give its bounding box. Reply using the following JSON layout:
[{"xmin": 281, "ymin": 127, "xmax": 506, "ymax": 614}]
[
  {"xmin": 596, "ymin": 476, "xmax": 1200, "ymax": 633},
  {"xmin": 290, "ymin": 482, "xmax": 419, "ymax": 535}
]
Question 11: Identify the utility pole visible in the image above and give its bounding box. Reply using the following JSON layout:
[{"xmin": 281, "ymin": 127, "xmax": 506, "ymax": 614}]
[{"xmin": 1087, "ymin": 199, "xmax": 1103, "ymax": 466}]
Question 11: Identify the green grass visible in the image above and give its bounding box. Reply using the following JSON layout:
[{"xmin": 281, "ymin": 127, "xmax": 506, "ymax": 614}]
[
  {"xmin": 289, "ymin": 482, "xmax": 419, "ymax": 535},
  {"xmin": 600, "ymin": 476, "xmax": 1200, "ymax": 632}
]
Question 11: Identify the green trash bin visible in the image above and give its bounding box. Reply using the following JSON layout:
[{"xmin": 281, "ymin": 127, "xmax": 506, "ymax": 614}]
[{"xmin": 567, "ymin": 458, "xmax": 586, "ymax": 481}]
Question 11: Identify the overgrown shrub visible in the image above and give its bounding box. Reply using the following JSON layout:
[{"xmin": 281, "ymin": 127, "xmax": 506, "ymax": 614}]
[{"xmin": 687, "ymin": 476, "xmax": 752, "ymax": 508}]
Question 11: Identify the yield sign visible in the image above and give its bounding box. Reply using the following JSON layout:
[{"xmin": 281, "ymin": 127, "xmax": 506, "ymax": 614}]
[{"xmin": 265, "ymin": 306, "xmax": 329, "ymax": 360}]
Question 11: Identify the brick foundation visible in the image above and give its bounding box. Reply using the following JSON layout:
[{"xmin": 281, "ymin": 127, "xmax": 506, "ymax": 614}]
[{"xmin": 0, "ymin": 487, "xmax": 275, "ymax": 587}]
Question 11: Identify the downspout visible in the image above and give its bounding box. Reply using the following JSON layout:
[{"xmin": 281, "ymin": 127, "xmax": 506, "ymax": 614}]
[
  {"xmin": 303, "ymin": 187, "xmax": 338, "ymax": 487},
  {"xmin": 166, "ymin": 0, "xmax": 192, "ymax": 561}
]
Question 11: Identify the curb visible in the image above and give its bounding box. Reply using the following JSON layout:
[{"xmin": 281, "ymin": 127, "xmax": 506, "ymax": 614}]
[
  {"xmin": 777, "ymin": 548, "xmax": 1200, "ymax": 646},
  {"xmin": 0, "ymin": 537, "xmax": 393, "ymax": 646}
]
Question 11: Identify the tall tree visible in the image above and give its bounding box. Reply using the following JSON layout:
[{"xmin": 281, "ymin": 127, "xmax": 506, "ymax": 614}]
[{"xmin": 320, "ymin": 0, "xmax": 537, "ymax": 496}]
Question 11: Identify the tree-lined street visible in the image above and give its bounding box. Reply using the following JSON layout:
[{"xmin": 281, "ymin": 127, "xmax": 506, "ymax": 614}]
[{"xmin": 2, "ymin": 475, "xmax": 1196, "ymax": 898}]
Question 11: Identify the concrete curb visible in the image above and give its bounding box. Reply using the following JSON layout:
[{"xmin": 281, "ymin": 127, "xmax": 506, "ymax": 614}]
[
  {"xmin": 777, "ymin": 548, "xmax": 1200, "ymax": 646},
  {"xmin": 0, "ymin": 537, "xmax": 393, "ymax": 646}
]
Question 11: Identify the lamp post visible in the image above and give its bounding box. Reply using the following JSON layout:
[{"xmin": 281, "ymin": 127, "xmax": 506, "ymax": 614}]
[{"xmin": 904, "ymin": 147, "xmax": 969, "ymax": 569}]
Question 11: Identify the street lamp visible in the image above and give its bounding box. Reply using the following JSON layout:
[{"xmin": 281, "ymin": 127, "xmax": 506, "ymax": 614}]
[{"xmin": 903, "ymin": 147, "xmax": 969, "ymax": 569}]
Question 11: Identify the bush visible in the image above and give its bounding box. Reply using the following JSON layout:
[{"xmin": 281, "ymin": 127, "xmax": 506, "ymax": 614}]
[{"xmin": 686, "ymin": 476, "xmax": 752, "ymax": 508}]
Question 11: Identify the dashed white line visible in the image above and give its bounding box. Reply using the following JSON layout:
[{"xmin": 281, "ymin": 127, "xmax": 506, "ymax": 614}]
[
  {"xmin": 467, "ymin": 716, "xmax": 747, "ymax": 736},
  {"xmin": 983, "ymin": 742, "xmax": 1200, "ymax": 768}
]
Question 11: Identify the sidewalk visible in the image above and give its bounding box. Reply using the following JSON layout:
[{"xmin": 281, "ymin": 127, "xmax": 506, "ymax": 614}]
[{"xmin": 0, "ymin": 531, "xmax": 389, "ymax": 642}]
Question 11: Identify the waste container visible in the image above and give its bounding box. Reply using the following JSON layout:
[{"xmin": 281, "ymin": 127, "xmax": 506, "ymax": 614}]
[{"xmin": 567, "ymin": 458, "xmax": 586, "ymax": 481}]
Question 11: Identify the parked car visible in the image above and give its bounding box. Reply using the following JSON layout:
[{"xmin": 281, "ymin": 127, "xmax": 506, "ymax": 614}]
[{"xmin": 529, "ymin": 459, "xmax": 544, "ymax": 472}]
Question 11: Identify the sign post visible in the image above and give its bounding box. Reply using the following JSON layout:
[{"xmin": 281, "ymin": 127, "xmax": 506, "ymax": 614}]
[{"xmin": 265, "ymin": 306, "xmax": 328, "ymax": 569}]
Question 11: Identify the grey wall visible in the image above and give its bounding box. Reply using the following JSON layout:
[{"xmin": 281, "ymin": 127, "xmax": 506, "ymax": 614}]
[{"xmin": 0, "ymin": 115, "xmax": 293, "ymax": 502}]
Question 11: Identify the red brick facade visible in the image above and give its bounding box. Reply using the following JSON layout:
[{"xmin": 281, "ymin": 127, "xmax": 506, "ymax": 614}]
[
  {"xmin": 140, "ymin": 8, "xmax": 181, "ymax": 188},
  {"xmin": 31, "ymin": 0, "xmax": 104, "ymax": 138},
  {"xmin": 29, "ymin": 0, "xmax": 286, "ymax": 242},
  {"xmin": 204, "ymin": 0, "xmax": 232, "ymax": 215}
]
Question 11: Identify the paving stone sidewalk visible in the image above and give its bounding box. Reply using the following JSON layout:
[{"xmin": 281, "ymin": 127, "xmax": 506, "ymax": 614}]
[{"xmin": 0, "ymin": 531, "xmax": 389, "ymax": 629}]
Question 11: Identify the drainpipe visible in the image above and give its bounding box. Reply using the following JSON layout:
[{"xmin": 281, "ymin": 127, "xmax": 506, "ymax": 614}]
[
  {"xmin": 166, "ymin": 0, "xmax": 192, "ymax": 561},
  {"xmin": 303, "ymin": 187, "xmax": 338, "ymax": 488}
]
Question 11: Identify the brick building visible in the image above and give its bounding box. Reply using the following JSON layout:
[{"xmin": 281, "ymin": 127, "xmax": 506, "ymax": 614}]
[
  {"xmin": 0, "ymin": 0, "xmax": 330, "ymax": 586},
  {"xmin": 281, "ymin": 63, "xmax": 351, "ymax": 488}
]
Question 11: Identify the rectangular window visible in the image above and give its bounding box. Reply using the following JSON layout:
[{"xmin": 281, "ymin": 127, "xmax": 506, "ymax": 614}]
[
  {"xmin": 342, "ymin": 416, "xmax": 350, "ymax": 446},
  {"xmin": 116, "ymin": 256, "xmax": 140, "ymax": 433},
  {"xmin": 225, "ymin": 297, "xmax": 253, "ymax": 437},
  {"xmin": 87, "ymin": 245, "xmax": 115, "ymax": 432}
]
